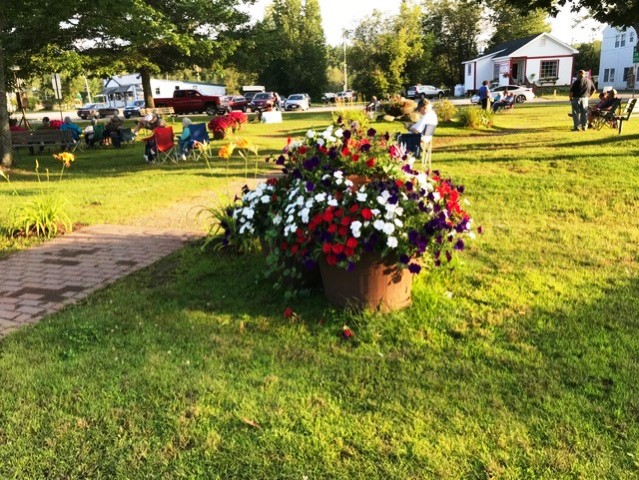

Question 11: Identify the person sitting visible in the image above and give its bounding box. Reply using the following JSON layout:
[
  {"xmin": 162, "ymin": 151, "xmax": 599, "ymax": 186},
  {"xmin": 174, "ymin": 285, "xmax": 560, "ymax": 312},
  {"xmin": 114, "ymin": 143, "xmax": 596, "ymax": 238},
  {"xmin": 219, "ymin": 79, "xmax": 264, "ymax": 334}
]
[
  {"xmin": 587, "ymin": 88, "xmax": 617, "ymax": 128},
  {"xmin": 407, "ymin": 99, "xmax": 438, "ymax": 142},
  {"xmin": 105, "ymin": 114, "xmax": 124, "ymax": 147},
  {"xmin": 366, "ymin": 96, "xmax": 380, "ymax": 113},
  {"xmin": 9, "ymin": 118, "xmax": 25, "ymax": 132},
  {"xmin": 492, "ymin": 92, "xmax": 514, "ymax": 112},
  {"xmin": 133, "ymin": 112, "xmax": 159, "ymax": 136},
  {"xmin": 29, "ymin": 116, "xmax": 54, "ymax": 155},
  {"xmin": 178, "ymin": 117, "xmax": 193, "ymax": 161},
  {"xmin": 60, "ymin": 116, "xmax": 82, "ymax": 143},
  {"xmin": 141, "ymin": 118, "xmax": 167, "ymax": 164},
  {"xmin": 84, "ymin": 118, "xmax": 97, "ymax": 146}
]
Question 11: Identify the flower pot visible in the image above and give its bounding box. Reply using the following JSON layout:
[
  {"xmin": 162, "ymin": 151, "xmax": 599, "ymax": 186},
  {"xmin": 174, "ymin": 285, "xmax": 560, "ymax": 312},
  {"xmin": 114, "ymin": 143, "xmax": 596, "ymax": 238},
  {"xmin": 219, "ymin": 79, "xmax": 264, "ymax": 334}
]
[{"xmin": 319, "ymin": 252, "xmax": 412, "ymax": 312}]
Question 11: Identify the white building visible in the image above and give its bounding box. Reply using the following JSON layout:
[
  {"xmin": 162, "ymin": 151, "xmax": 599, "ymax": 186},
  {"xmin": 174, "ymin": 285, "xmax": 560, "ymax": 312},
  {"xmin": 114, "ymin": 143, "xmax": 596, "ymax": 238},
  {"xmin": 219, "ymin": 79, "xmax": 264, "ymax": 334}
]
[
  {"xmin": 598, "ymin": 26, "xmax": 637, "ymax": 91},
  {"xmin": 463, "ymin": 33, "xmax": 578, "ymax": 93},
  {"xmin": 100, "ymin": 74, "xmax": 226, "ymax": 107}
]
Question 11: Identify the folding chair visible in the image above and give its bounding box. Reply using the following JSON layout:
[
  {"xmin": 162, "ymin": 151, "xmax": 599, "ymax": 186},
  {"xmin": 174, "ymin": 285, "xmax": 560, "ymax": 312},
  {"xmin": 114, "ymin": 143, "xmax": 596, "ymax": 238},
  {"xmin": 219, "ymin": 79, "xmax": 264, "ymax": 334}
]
[
  {"xmin": 592, "ymin": 98, "xmax": 622, "ymax": 131},
  {"xmin": 420, "ymin": 124, "xmax": 436, "ymax": 170},
  {"xmin": 153, "ymin": 126, "xmax": 179, "ymax": 164},
  {"xmin": 88, "ymin": 124, "xmax": 105, "ymax": 148},
  {"xmin": 187, "ymin": 123, "xmax": 210, "ymax": 161},
  {"xmin": 396, "ymin": 133, "xmax": 422, "ymax": 157}
]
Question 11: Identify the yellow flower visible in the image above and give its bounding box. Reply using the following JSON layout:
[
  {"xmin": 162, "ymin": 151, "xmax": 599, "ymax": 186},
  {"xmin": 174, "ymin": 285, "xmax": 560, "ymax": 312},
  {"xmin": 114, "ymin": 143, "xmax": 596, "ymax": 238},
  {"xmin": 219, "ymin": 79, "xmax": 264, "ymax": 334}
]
[
  {"xmin": 53, "ymin": 152, "xmax": 75, "ymax": 168},
  {"xmin": 218, "ymin": 143, "xmax": 236, "ymax": 159},
  {"xmin": 236, "ymin": 138, "xmax": 249, "ymax": 149}
]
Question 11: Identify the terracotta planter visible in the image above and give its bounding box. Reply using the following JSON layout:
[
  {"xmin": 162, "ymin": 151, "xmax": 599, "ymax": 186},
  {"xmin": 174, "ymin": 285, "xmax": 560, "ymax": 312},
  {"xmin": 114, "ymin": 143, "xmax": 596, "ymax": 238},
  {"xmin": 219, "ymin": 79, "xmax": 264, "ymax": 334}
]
[{"xmin": 319, "ymin": 252, "xmax": 413, "ymax": 312}]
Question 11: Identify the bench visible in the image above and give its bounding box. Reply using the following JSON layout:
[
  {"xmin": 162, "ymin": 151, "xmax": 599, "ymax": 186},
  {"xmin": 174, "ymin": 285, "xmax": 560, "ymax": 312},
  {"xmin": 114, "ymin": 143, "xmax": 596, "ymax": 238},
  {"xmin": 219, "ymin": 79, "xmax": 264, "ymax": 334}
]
[
  {"xmin": 139, "ymin": 107, "xmax": 176, "ymax": 120},
  {"xmin": 11, "ymin": 129, "xmax": 78, "ymax": 154},
  {"xmin": 614, "ymin": 98, "xmax": 637, "ymax": 134}
]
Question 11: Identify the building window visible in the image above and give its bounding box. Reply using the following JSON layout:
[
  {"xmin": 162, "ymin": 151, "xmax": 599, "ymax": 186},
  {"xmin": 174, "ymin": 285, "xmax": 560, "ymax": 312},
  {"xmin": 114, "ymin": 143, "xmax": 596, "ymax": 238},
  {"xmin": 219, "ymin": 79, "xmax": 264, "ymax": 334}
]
[
  {"xmin": 621, "ymin": 33, "xmax": 626, "ymax": 47},
  {"xmin": 540, "ymin": 60, "xmax": 558, "ymax": 79},
  {"xmin": 155, "ymin": 87, "xmax": 160, "ymax": 95},
  {"xmin": 493, "ymin": 64, "xmax": 500, "ymax": 81},
  {"xmin": 615, "ymin": 34, "xmax": 620, "ymax": 48},
  {"xmin": 604, "ymin": 69, "xmax": 609, "ymax": 82},
  {"xmin": 630, "ymin": 31, "xmax": 635, "ymax": 43},
  {"xmin": 610, "ymin": 68, "xmax": 616, "ymax": 82},
  {"xmin": 467, "ymin": 64, "xmax": 471, "ymax": 76},
  {"xmin": 624, "ymin": 67, "xmax": 632, "ymax": 81}
]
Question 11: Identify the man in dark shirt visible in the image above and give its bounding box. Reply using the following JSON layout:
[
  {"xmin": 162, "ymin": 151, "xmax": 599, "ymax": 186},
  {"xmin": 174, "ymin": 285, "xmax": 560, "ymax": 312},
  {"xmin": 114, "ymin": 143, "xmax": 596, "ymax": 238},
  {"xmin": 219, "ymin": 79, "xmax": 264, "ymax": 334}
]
[{"xmin": 569, "ymin": 70, "xmax": 596, "ymax": 131}]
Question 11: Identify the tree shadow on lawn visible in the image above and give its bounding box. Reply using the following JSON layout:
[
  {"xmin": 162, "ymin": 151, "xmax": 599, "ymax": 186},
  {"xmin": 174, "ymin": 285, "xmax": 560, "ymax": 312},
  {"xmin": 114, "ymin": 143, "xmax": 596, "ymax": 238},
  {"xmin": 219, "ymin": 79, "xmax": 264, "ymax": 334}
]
[{"xmin": 7, "ymin": 242, "xmax": 639, "ymax": 475}]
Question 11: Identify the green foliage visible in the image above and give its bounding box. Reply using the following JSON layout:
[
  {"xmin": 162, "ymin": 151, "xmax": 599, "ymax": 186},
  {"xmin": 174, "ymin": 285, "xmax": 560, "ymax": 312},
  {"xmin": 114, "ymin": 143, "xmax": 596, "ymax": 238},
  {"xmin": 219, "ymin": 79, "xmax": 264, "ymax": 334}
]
[
  {"xmin": 9, "ymin": 194, "xmax": 71, "ymax": 238},
  {"xmin": 332, "ymin": 108, "xmax": 370, "ymax": 129},
  {"xmin": 422, "ymin": 0, "xmax": 481, "ymax": 88},
  {"xmin": 434, "ymin": 99, "xmax": 458, "ymax": 122},
  {"xmin": 457, "ymin": 106, "xmax": 494, "ymax": 128},
  {"xmin": 200, "ymin": 201, "xmax": 259, "ymax": 255},
  {"xmin": 486, "ymin": 2, "xmax": 551, "ymax": 48},
  {"xmin": 574, "ymin": 40, "xmax": 602, "ymax": 75}
]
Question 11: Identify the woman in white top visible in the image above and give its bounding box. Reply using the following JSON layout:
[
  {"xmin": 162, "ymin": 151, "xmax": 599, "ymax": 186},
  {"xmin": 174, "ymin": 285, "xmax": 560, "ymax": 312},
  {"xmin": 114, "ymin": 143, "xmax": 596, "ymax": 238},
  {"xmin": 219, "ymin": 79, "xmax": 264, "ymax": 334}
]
[{"xmin": 408, "ymin": 99, "xmax": 438, "ymax": 143}]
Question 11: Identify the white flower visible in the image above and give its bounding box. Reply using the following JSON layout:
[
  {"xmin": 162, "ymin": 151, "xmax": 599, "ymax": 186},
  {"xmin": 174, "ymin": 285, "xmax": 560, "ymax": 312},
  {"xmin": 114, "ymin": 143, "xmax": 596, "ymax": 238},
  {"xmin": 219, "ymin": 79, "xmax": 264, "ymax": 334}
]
[
  {"xmin": 306, "ymin": 130, "xmax": 316, "ymax": 138},
  {"xmin": 242, "ymin": 207, "xmax": 255, "ymax": 220},
  {"xmin": 333, "ymin": 170, "xmax": 344, "ymax": 179},
  {"xmin": 394, "ymin": 218, "xmax": 404, "ymax": 228},
  {"xmin": 382, "ymin": 222, "xmax": 395, "ymax": 235},
  {"xmin": 260, "ymin": 195, "xmax": 270, "ymax": 204},
  {"xmin": 300, "ymin": 208, "xmax": 310, "ymax": 223},
  {"xmin": 328, "ymin": 198, "xmax": 339, "ymax": 207},
  {"xmin": 373, "ymin": 219, "xmax": 385, "ymax": 231},
  {"xmin": 314, "ymin": 192, "xmax": 327, "ymax": 203},
  {"xmin": 317, "ymin": 138, "xmax": 325, "ymax": 147},
  {"xmin": 350, "ymin": 220, "xmax": 362, "ymax": 238},
  {"xmin": 371, "ymin": 208, "xmax": 381, "ymax": 217},
  {"xmin": 334, "ymin": 128, "xmax": 344, "ymax": 138},
  {"xmin": 273, "ymin": 214, "xmax": 282, "ymax": 225},
  {"xmin": 356, "ymin": 192, "xmax": 368, "ymax": 202},
  {"xmin": 387, "ymin": 236, "xmax": 398, "ymax": 248}
]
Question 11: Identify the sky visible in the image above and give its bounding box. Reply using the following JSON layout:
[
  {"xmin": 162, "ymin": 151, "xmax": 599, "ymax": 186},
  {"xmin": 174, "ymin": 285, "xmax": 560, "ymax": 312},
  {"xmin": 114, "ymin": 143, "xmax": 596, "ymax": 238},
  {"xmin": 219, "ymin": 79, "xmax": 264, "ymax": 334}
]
[{"xmin": 245, "ymin": 0, "xmax": 605, "ymax": 46}]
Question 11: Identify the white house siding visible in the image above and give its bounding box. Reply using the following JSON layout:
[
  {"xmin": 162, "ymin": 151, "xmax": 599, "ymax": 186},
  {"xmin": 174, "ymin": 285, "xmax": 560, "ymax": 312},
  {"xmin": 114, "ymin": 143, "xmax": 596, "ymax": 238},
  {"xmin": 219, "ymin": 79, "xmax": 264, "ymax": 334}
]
[
  {"xmin": 598, "ymin": 26, "xmax": 637, "ymax": 91},
  {"xmin": 510, "ymin": 35, "xmax": 576, "ymax": 85},
  {"xmin": 463, "ymin": 55, "xmax": 497, "ymax": 92}
]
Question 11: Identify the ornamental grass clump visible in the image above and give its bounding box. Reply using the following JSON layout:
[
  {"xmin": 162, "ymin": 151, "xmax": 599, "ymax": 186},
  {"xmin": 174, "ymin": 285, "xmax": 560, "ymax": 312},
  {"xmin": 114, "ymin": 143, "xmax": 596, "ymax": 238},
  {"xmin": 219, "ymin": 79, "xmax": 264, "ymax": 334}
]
[
  {"xmin": 214, "ymin": 124, "xmax": 478, "ymax": 295},
  {"xmin": 1, "ymin": 153, "xmax": 75, "ymax": 238}
]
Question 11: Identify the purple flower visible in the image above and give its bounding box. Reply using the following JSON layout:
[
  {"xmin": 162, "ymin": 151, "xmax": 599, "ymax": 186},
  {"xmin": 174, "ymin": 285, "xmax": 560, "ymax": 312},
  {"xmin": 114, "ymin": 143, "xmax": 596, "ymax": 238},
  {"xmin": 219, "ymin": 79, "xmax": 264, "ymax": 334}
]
[
  {"xmin": 347, "ymin": 261, "xmax": 356, "ymax": 272},
  {"xmin": 360, "ymin": 143, "xmax": 371, "ymax": 153},
  {"xmin": 454, "ymin": 239, "xmax": 465, "ymax": 251},
  {"xmin": 303, "ymin": 259, "xmax": 317, "ymax": 271},
  {"xmin": 276, "ymin": 155, "xmax": 285, "ymax": 165},
  {"xmin": 446, "ymin": 251, "xmax": 452, "ymax": 262},
  {"xmin": 408, "ymin": 263, "xmax": 422, "ymax": 274},
  {"xmin": 367, "ymin": 128, "xmax": 376, "ymax": 137},
  {"xmin": 343, "ymin": 130, "xmax": 352, "ymax": 140},
  {"xmin": 478, "ymin": 226, "xmax": 484, "ymax": 234},
  {"xmin": 303, "ymin": 159, "xmax": 316, "ymax": 170},
  {"xmin": 399, "ymin": 254, "xmax": 410, "ymax": 264},
  {"xmin": 306, "ymin": 181, "xmax": 316, "ymax": 192},
  {"xmin": 384, "ymin": 132, "xmax": 390, "ymax": 141},
  {"xmin": 292, "ymin": 169, "xmax": 302, "ymax": 180},
  {"xmin": 408, "ymin": 230, "xmax": 419, "ymax": 244}
]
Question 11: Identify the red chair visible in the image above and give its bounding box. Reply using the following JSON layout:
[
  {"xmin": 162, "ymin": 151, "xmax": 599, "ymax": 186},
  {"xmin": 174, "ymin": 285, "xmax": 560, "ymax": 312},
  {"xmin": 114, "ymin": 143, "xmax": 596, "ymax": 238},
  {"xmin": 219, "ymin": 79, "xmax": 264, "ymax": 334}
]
[{"xmin": 153, "ymin": 126, "xmax": 178, "ymax": 164}]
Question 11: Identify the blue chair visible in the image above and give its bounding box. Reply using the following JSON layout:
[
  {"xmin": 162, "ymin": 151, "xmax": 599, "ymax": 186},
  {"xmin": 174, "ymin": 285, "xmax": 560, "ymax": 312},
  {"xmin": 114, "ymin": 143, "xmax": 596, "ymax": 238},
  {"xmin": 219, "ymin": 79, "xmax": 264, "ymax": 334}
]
[{"xmin": 187, "ymin": 123, "xmax": 210, "ymax": 161}]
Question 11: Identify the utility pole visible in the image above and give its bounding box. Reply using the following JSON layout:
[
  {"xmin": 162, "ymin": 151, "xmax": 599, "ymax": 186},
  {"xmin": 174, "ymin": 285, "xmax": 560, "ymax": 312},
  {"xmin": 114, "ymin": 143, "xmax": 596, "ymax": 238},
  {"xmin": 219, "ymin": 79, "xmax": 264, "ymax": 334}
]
[{"xmin": 343, "ymin": 41, "xmax": 348, "ymax": 92}]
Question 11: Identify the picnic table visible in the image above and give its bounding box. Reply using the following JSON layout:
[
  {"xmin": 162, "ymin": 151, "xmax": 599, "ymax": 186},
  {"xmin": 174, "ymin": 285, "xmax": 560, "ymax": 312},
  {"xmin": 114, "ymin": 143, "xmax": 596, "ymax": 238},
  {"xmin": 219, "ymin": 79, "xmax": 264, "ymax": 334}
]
[{"xmin": 11, "ymin": 129, "xmax": 78, "ymax": 154}]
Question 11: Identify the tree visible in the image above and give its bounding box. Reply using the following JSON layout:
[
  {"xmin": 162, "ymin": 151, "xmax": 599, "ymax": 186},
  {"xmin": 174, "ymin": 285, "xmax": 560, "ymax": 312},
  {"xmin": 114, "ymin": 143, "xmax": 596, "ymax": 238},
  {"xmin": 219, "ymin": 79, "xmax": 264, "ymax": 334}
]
[
  {"xmin": 253, "ymin": 0, "xmax": 328, "ymax": 98},
  {"xmin": 496, "ymin": 0, "xmax": 639, "ymax": 37},
  {"xmin": 422, "ymin": 0, "xmax": 482, "ymax": 88},
  {"xmin": 573, "ymin": 40, "xmax": 601, "ymax": 74},
  {"xmin": 487, "ymin": 3, "xmax": 551, "ymax": 47}
]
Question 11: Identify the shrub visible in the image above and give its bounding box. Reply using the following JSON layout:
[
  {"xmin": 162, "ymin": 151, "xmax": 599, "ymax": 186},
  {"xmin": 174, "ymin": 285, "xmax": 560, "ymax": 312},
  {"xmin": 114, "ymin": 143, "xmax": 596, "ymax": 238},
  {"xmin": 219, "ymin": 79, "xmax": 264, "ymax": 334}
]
[
  {"xmin": 434, "ymin": 99, "xmax": 457, "ymax": 122},
  {"xmin": 457, "ymin": 107, "xmax": 494, "ymax": 129},
  {"xmin": 332, "ymin": 109, "xmax": 369, "ymax": 130}
]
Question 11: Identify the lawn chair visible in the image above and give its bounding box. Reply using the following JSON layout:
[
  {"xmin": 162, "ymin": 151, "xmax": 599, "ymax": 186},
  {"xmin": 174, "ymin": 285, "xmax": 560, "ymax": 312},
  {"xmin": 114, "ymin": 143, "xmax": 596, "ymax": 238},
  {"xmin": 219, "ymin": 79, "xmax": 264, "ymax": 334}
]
[
  {"xmin": 187, "ymin": 123, "xmax": 210, "ymax": 161},
  {"xmin": 420, "ymin": 124, "xmax": 436, "ymax": 170},
  {"xmin": 153, "ymin": 126, "xmax": 179, "ymax": 164},
  {"xmin": 591, "ymin": 98, "xmax": 622, "ymax": 131},
  {"xmin": 614, "ymin": 98, "xmax": 637, "ymax": 134},
  {"xmin": 88, "ymin": 124, "xmax": 105, "ymax": 148}
]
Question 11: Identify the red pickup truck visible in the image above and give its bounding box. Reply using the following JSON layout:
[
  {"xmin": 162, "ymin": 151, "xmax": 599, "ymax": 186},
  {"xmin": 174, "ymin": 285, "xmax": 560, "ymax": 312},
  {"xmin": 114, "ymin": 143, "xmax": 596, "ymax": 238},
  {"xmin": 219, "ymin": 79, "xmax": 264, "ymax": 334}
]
[{"xmin": 154, "ymin": 89, "xmax": 222, "ymax": 115}]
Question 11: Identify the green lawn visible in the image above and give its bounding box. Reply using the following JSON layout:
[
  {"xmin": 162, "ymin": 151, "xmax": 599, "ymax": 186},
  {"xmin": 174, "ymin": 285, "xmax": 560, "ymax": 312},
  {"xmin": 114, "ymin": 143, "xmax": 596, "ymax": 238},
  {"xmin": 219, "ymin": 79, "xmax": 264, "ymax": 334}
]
[{"xmin": 1, "ymin": 104, "xmax": 639, "ymax": 478}]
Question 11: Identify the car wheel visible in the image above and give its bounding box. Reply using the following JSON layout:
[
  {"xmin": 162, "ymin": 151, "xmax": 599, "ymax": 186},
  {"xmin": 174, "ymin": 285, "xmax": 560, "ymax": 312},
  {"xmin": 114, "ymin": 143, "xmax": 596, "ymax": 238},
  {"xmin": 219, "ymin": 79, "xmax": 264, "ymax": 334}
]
[
  {"xmin": 516, "ymin": 95, "xmax": 526, "ymax": 103},
  {"xmin": 205, "ymin": 104, "xmax": 217, "ymax": 116},
  {"xmin": 242, "ymin": 106, "xmax": 247, "ymax": 112}
]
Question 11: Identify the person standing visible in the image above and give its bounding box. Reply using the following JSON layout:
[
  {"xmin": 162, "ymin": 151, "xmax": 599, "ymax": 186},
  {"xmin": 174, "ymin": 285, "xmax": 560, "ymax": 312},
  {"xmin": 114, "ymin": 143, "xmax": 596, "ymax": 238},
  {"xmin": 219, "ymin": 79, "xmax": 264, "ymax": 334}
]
[
  {"xmin": 478, "ymin": 80, "xmax": 492, "ymax": 110},
  {"xmin": 569, "ymin": 70, "xmax": 596, "ymax": 131}
]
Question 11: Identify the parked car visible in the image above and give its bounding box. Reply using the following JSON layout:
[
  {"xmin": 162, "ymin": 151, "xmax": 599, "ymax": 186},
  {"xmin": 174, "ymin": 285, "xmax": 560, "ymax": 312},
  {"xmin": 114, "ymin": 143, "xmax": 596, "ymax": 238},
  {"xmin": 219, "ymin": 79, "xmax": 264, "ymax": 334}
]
[
  {"xmin": 154, "ymin": 89, "xmax": 222, "ymax": 115},
  {"xmin": 249, "ymin": 92, "xmax": 278, "ymax": 111},
  {"xmin": 336, "ymin": 90, "xmax": 355, "ymax": 101},
  {"xmin": 218, "ymin": 95, "xmax": 248, "ymax": 113},
  {"xmin": 302, "ymin": 93, "xmax": 311, "ymax": 107},
  {"xmin": 322, "ymin": 92, "xmax": 337, "ymax": 104},
  {"xmin": 77, "ymin": 103, "xmax": 109, "ymax": 119},
  {"xmin": 284, "ymin": 94, "xmax": 310, "ymax": 111},
  {"xmin": 470, "ymin": 85, "xmax": 535, "ymax": 104},
  {"xmin": 243, "ymin": 91, "xmax": 261, "ymax": 103},
  {"xmin": 123, "ymin": 100, "xmax": 145, "ymax": 118},
  {"xmin": 406, "ymin": 85, "xmax": 447, "ymax": 100}
]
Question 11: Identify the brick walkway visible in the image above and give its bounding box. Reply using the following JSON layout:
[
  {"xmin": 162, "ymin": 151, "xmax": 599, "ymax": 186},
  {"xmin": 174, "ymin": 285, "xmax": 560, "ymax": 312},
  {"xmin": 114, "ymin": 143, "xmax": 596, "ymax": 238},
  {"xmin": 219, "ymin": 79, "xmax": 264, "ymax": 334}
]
[{"xmin": 0, "ymin": 225, "xmax": 201, "ymax": 338}]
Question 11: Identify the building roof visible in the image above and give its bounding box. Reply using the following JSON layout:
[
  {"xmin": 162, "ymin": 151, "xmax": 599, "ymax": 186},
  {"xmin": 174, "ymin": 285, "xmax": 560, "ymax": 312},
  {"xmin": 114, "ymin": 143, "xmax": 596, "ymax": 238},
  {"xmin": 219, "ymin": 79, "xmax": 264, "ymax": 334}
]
[{"xmin": 483, "ymin": 34, "xmax": 540, "ymax": 57}]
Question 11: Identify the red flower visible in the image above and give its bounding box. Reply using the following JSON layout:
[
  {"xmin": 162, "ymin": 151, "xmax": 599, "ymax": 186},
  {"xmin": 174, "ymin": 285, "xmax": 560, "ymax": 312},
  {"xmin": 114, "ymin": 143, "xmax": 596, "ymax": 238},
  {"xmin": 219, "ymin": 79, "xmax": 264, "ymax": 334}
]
[
  {"xmin": 322, "ymin": 242, "xmax": 332, "ymax": 253},
  {"xmin": 284, "ymin": 307, "xmax": 294, "ymax": 318},
  {"xmin": 340, "ymin": 216, "xmax": 352, "ymax": 226},
  {"xmin": 366, "ymin": 158, "xmax": 376, "ymax": 168},
  {"xmin": 346, "ymin": 237, "xmax": 358, "ymax": 248},
  {"xmin": 351, "ymin": 154, "xmax": 360, "ymax": 163},
  {"xmin": 338, "ymin": 226, "xmax": 348, "ymax": 237},
  {"xmin": 323, "ymin": 210, "xmax": 334, "ymax": 222},
  {"xmin": 332, "ymin": 244, "xmax": 344, "ymax": 254},
  {"xmin": 349, "ymin": 205, "xmax": 360, "ymax": 213},
  {"xmin": 361, "ymin": 208, "xmax": 373, "ymax": 220},
  {"xmin": 326, "ymin": 254, "xmax": 338, "ymax": 265},
  {"xmin": 342, "ymin": 326, "xmax": 354, "ymax": 339},
  {"xmin": 334, "ymin": 208, "xmax": 344, "ymax": 218},
  {"xmin": 280, "ymin": 241, "xmax": 288, "ymax": 251},
  {"xmin": 328, "ymin": 224, "xmax": 338, "ymax": 233}
]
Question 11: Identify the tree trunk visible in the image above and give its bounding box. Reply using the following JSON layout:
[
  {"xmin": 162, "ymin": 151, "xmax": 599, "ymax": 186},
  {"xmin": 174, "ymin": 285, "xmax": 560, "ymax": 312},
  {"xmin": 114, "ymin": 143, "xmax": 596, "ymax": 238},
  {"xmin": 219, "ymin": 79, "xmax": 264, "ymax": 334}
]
[
  {"xmin": 0, "ymin": 20, "xmax": 14, "ymax": 168},
  {"xmin": 140, "ymin": 67, "xmax": 155, "ymax": 108}
]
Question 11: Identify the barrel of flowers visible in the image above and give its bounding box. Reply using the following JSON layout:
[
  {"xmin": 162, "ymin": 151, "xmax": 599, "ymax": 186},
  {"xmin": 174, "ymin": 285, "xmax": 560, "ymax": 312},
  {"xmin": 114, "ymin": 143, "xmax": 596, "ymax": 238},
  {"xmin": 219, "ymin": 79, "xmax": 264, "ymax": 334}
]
[{"xmin": 227, "ymin": 121, "xmax": 477, "ymax": 311}]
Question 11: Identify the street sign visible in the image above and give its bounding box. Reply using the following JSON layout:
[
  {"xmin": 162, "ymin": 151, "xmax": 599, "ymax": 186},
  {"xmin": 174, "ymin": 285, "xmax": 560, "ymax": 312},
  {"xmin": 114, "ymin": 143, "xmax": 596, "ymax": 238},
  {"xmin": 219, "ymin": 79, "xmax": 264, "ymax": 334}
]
[
  {"xmin": 52, "ymin": 73, "xmax": 62, "ymax": 100},
  {"xmin": 634, "ymin": 51, "xmax": 639, "ymax": 63}
]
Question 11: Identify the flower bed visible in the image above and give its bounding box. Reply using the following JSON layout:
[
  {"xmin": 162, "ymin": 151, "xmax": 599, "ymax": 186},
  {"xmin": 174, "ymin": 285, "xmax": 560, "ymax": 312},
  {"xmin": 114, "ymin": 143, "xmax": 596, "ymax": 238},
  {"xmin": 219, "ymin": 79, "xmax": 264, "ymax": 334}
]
[{"xmin": 208, "ymin": 111, "xmax": 248, "ymax": 139}]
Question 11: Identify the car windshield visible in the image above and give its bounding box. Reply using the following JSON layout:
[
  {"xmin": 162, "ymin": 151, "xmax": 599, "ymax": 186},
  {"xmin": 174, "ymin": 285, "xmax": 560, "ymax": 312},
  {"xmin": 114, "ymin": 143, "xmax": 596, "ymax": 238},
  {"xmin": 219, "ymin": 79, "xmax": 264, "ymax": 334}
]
[
  {"xmin": 81, "ymin": 104, "xmax": 97, "ymax": 108},
  {"xmin": 126, "ymin": 101, "xmax": 144, "ymax": 107},
  {"xmin": 254, "ymin": 93, "xmax": 270, "ymax": 100},
  {"xmin": 288, "ymin": 95, "xmax": 303, "ymax": 100}
]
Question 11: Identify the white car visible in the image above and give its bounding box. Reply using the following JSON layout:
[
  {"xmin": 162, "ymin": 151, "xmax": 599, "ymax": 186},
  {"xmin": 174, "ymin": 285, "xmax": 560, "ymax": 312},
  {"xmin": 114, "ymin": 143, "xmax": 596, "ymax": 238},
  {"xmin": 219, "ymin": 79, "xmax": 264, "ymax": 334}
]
[
  {"xmin": 471, "ymin": 85, "xmax": 535, "ymax": 104},
  {"xmin": 407, "ymin": 85, "xmax": 446, "ymax": 100},
  {"xmin": 336, "ymin": 90, "xmax": 355, "ymax": 101},
  {"xmin": 284, "ymin": 94, "xmax": 310, "ymax": 111}
]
